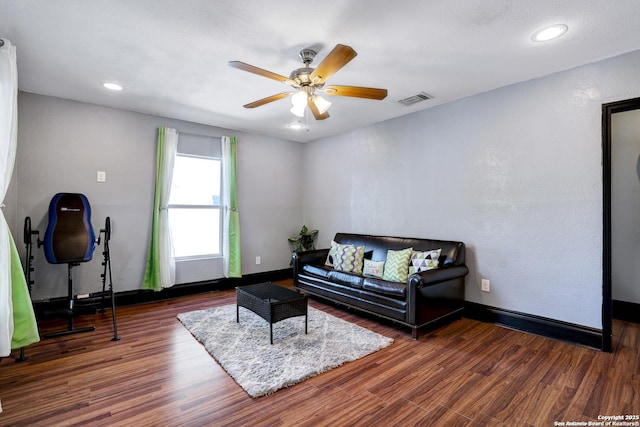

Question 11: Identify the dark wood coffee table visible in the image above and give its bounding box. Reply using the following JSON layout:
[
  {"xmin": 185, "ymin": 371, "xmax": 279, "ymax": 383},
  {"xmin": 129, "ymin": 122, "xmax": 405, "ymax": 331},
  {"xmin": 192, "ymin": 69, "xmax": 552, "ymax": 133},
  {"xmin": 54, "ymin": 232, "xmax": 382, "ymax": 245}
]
[{"xmin": 236, "ymin": 282, "xmax": 308, "ymax": 344}]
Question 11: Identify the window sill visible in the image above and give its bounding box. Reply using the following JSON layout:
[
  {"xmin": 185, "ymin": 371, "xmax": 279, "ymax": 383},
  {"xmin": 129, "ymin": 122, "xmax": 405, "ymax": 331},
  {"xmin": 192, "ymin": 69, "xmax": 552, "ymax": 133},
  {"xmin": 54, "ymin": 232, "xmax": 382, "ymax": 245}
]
[{"xmin": 175, "ymin": 255, "xmax": 222, "ymax": 262}]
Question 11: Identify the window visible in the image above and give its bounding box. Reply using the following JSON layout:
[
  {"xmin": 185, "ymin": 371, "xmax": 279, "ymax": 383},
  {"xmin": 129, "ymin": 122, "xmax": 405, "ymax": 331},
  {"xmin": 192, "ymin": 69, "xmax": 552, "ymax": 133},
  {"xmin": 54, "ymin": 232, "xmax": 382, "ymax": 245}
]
[{"xmin": 168, "ymin": 154, "xmax": 221, "ymax": 258}]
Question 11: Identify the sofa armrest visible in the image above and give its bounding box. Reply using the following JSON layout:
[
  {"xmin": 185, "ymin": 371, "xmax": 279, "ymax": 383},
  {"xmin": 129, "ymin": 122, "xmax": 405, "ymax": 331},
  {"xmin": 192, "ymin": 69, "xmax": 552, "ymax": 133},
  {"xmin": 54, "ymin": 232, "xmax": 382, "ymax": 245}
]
[
  {"xmin": 408, "ymin": 264, "xmax": 469, "ymax": 288},
  {"xmin": 292, "ymin": 249, "xmax": 330, "ymax": 285},
  {"xmin": 405, "ymin": 264, "xmax": 468, "ymax": 325}
]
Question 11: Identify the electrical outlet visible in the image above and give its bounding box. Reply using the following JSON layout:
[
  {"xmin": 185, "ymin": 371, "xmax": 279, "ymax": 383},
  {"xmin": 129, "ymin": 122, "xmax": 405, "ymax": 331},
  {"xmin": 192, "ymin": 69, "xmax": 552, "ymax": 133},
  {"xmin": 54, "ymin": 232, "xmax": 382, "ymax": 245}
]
[
  {"xmin": 481, "ymin": 279, "xmax": 490, "ymax": 292},
  {"xmin": 97, "ymin": 171, "xmax": 106, "ymax": 182},
  {"xmin": 255, "ymin": 256, "xmax": 261, "ymax": 265}
]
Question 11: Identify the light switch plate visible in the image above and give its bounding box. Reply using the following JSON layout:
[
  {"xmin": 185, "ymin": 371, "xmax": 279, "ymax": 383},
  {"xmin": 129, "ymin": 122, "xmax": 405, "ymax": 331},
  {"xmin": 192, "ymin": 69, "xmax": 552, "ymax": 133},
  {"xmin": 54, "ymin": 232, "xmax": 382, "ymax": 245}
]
[{"xmin": 97, "ymin": 171, "xmax": 106, "ymax": 182}]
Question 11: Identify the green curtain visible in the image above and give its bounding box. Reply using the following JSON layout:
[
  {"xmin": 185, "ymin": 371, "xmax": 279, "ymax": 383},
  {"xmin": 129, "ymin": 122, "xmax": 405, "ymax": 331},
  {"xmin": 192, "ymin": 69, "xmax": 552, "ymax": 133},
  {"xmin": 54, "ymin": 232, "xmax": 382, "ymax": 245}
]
[
  {"xmin": 142, "ymin": 127, "xmax": 177, "ymax": 291},
  {"xmin": 10, "ymin": 232, "xmax": 39, "ymax": 348},
  {"xmin": 223, "ymin": 136, "xmax": 242, "ymax": 278}
]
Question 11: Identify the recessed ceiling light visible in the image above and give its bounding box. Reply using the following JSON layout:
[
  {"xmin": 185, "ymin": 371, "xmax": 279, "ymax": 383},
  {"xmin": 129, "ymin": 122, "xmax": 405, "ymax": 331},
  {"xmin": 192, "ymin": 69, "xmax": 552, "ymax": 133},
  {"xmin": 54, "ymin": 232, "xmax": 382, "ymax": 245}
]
[
  {"xmin": 288, "ymin": 122, "xmax": 305, "ymax": 130},
  {"xmin": 532, "ymin": 24, "xmax": 568, "ymax": 42},
  {"xmin": 102, "ymin": 82, "xmax": 123, "ymax": 91}
]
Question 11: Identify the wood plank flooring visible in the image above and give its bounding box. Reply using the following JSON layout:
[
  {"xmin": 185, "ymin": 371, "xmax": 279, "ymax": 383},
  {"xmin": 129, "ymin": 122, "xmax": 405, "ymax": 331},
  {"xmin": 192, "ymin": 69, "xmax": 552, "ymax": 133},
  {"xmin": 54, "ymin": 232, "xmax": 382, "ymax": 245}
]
[{"xmin": 1, "ymin": 279, "xmax": 638, "ymax": 426}]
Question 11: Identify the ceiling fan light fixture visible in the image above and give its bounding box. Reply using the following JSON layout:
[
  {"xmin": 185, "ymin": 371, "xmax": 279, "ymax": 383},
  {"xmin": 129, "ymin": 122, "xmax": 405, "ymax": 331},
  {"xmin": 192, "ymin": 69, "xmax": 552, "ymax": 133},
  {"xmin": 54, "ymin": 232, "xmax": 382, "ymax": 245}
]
[
  {"xmin": 531, "ymin": 24, "xmax": 568, "ymax": 42},
  {"xmin": 290, "ymin": 91, "xmax": 308, "ymax": 117},
  {"xmin": 290, "ymin": 104, "xmax": 306, "ymax": 117},
  {"xmin": 312, "ymin": 95, "xmax": 331, "ymax": 114},
  {"xmin": 291, "ymin": 90, "xmax": 307, "ymax": 107}
]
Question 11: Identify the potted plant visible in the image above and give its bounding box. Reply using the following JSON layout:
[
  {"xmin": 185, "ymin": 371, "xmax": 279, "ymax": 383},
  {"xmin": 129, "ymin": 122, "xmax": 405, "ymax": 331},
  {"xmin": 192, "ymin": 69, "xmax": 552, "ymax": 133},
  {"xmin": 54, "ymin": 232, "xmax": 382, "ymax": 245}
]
[{"xmin": 288, "ymin": 225, "xmax": 318, "ymax": 264}]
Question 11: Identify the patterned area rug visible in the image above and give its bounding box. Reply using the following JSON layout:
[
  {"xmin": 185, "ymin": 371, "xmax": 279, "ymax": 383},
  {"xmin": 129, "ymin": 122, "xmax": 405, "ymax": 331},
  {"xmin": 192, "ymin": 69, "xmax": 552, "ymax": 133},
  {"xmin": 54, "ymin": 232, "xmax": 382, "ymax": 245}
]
[{"xmin": 177, "ymin": 304, "xmax": 393, "ymax": 398}]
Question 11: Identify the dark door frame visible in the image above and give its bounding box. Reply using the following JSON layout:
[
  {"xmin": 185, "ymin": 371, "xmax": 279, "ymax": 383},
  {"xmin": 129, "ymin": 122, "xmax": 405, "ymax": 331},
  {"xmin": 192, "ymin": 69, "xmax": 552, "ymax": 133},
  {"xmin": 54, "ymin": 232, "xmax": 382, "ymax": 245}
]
[{"xmin": 601, "ymin": 96, "xmax": 640, "ymax": 352}]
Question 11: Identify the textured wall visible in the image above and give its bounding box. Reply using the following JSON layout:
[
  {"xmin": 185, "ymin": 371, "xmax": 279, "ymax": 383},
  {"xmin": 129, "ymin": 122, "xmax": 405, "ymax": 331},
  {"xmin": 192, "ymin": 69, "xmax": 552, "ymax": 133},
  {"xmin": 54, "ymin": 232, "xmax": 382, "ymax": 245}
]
[
  {"xmin": 303, "ymin": 49, "xmax": 640, "ymax": 329},
  {"xmin": 611, "ymin": 109, "xmax": 640, "ymax": 304},
  {"xmin": 10, "ymin": 93, "xmax": 303, "ymax": 300},
  {"xmin": 9, "ymin": 49, "xmax": 640, "ymax": 325}
]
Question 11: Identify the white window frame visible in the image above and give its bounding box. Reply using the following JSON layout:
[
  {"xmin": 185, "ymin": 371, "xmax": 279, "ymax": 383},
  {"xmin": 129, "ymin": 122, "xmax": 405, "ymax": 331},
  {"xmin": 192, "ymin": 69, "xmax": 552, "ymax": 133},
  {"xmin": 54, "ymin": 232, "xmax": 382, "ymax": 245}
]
[{"xmin": 168, "ymin": 153, "xmax": 223, "ymax": 260}]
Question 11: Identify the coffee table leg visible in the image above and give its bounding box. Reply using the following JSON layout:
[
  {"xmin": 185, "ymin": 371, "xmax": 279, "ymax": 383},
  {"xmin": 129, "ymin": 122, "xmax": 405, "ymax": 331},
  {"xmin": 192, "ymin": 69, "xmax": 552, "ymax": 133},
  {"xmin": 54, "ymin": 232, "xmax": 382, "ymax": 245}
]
[
  {"xmin": 236, "ymin": 304, "xmax": 239, "ymax": 323},
  {"xmin": 305, "ymin": 314, "xmax": 308, "ymax": 334},
  {"xmin": 270, "ymin": 323, "xmax": 273, "ymax": 345}
]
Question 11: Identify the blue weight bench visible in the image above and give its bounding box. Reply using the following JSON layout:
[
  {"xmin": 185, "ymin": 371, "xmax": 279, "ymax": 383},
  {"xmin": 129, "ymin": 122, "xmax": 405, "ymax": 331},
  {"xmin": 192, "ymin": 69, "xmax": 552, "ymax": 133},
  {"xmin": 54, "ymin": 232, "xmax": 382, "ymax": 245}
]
[{"xmin": 24, "ymin": 193, "xmax": 119, "ymax": 341}]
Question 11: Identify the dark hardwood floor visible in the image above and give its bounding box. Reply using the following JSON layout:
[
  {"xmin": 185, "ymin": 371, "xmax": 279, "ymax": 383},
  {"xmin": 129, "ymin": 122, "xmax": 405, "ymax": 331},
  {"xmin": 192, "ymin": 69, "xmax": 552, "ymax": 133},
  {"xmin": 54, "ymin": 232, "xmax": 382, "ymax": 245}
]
[{"xmin": 1, "ymin": 279, "xmax": 638, "ymax": 426}]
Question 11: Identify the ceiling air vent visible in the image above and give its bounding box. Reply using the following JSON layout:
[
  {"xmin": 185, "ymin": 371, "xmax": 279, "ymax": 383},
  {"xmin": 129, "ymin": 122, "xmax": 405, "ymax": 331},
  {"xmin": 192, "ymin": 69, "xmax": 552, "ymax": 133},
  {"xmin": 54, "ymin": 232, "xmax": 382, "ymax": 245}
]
[{"xmin": 398, "ymin": 92, "xmax": 432, "ymax": 106}]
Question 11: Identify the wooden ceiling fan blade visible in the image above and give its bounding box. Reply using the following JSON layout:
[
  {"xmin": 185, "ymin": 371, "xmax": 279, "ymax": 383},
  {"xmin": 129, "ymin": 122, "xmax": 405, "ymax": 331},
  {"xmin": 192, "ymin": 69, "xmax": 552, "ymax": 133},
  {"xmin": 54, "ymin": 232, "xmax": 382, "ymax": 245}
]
[
  {"xmin": 243, "ymin": 92, "xmax": 292, "ymax": 108},
  {"xmin": 309, "ymin": 44, "xmax": 357, "ymax": 84},
  {"xmin": 324, "ymin": 85, "xmax": 388, "ymax": 100},
  {"xmin": 307, "ymin": 97, "xmax": 330, "ymax": 120},
  {"xmin": 228, "ymin": 61, "xmax": 298, "ymax": 87}
]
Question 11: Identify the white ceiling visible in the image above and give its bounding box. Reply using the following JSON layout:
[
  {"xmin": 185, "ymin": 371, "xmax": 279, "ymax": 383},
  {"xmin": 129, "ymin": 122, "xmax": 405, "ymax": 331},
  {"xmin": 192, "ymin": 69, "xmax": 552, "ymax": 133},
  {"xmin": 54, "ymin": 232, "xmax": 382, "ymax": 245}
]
[{"xmin": 2, "ymin": 1, "xmax": 640, "ymax": 143}]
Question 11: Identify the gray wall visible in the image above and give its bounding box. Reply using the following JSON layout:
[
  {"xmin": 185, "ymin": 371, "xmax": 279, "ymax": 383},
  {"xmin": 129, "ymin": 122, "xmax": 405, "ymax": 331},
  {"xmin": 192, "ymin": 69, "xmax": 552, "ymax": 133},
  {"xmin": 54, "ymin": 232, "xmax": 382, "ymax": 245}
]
[
  {"xmin": 611, "ymin": 109, "xmax": 640, "ymax": 304},
  {"xmin": 9, "ymin": 93, "xmax": 303, "ymax": 300},
  {"xmin": 9, "ymin": 48, "xmax": 640, "ymax": 329},
  {"xmin": 303, "ymin": 49, "xmax": 640, "ymax": 330}
]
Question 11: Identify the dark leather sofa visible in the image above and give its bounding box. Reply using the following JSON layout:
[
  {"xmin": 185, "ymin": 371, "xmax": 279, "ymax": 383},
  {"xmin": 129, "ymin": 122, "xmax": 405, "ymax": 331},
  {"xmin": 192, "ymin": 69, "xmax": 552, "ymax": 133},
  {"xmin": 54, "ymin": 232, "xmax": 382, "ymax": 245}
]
[{"xmin": 292, "ymin": 233, "xmax": 469, "ymax": 338}]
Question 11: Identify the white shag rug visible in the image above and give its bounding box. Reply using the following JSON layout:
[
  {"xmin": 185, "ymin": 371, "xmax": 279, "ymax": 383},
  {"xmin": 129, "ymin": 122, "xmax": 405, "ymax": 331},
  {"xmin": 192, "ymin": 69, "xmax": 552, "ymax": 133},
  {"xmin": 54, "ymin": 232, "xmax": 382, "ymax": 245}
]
[{"xmin": 177, "ymin": 304, "xmax": 393, "ymax": 398}]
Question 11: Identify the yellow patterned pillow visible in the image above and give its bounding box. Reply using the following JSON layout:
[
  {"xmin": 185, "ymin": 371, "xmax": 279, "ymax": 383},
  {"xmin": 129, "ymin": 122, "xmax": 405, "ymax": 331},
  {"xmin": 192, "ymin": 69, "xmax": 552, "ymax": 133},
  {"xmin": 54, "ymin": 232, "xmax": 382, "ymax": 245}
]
[
  {"xmin": 325, "ymin": 240, "xmax": 339, "ymax": 266},
  {"xmin": 382, "ymin": 247, "xmax": 413, "ymax": 283},
  {"xmin": 333, "ymin": 244, "xmax": 365, "ymax": 274}
]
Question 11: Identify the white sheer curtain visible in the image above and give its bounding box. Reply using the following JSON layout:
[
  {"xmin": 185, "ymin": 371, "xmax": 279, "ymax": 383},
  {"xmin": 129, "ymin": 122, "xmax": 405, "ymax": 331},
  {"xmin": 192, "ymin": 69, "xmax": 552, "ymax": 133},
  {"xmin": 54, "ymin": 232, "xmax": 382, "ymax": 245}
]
[
  {"xmin": 158, "ymin": 128, "xmax": 177, "ymax": 287},
  {"xmin": 0, "ymin": 39, "xmax": 31, "ymax": 357},
  {"xmin": 142, "ymin": 127, "xmax": 177, "ymax": 290},
  {"xmin": 0, "ymin": 39, "xmax": 19, "ymax": 355}
]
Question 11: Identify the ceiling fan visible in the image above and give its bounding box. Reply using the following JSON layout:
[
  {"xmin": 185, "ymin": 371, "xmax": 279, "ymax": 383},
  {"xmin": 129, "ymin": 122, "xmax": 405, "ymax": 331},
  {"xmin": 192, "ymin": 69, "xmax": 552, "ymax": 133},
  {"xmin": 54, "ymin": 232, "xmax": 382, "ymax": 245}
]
[{"xmin": 228, "ymin": 44, "xmax": 388, "ymax": 120}]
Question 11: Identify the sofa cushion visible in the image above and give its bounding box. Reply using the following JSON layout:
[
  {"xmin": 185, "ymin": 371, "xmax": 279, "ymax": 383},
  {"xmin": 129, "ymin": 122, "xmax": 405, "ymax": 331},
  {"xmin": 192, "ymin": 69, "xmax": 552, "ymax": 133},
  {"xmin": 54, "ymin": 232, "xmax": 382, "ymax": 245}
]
[
  {"xmin": 327, "ymin": 270, "xmax": 364, "ymax": 288},
  {"xmin": 408, "ymin": 249, "xmax": 441, "ymax": 275},
  {"xmin": 333, "ymin": 244, "xmax": 365, "ymax": 274},
  {"xmin": 363, "ymin": 259, "xmax": 385, "ymax": 278},
  {"xmin": 382, "ymin": 247, "xmax": 413, "ymax": 283},
  {"xmin": 302, "ymin": 264, "xmax": 332, "ymax": 279},
  {"xmin": 363, "ymin": 277, "xmax": 406, "ymax": 298}
]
